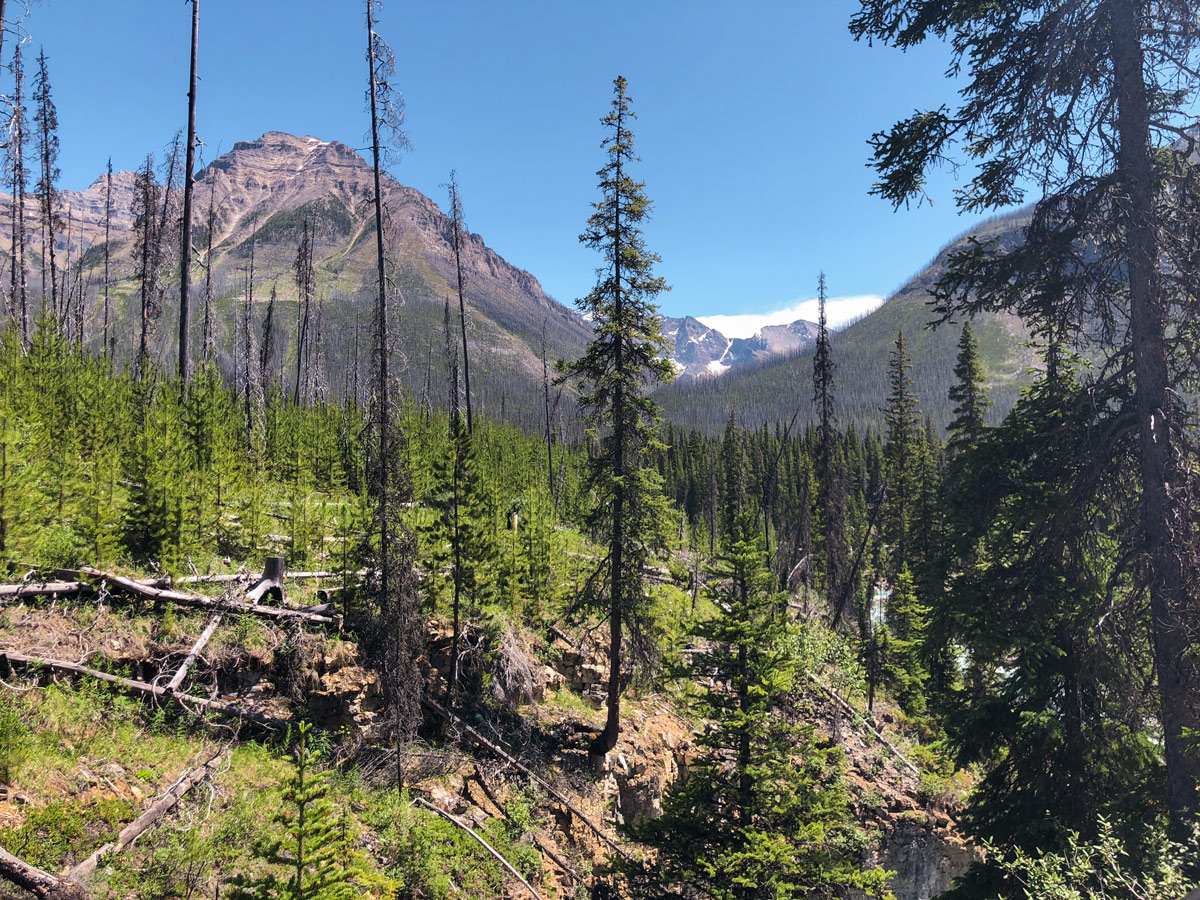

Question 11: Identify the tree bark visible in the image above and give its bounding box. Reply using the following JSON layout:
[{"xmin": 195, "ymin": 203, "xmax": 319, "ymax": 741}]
[
  {"xmin": 0, "ymin": 846, "xmax": 84, "ymax": 900},
  {"xmin": 1111, "ymin": 0, "xmax": 1200, "ymax": 838},
  {"xmin": 66, "ymin": 748, "xmax": 227, "ymax": 881},
  {"xmin": 178, "ymin": 0, "xmax": 199, "ymax": 383},
  {"xmin": 165, "ymin": 610, "xmax": 223, "ymax": 691}
]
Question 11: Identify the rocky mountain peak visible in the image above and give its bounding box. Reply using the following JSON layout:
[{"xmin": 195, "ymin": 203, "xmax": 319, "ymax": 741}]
[{"xmin": 660, "ymin": 314, "xmax": 820, "ymax": 380}]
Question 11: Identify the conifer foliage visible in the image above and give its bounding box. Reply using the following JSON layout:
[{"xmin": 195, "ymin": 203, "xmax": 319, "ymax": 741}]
[
  {"xmin": 610, "ymin": 519, "xmax": 890, "ymax": 900},
  {"xmin": 946, "ymin": 322, "xmax": 989, "ymax": 456},
  {"xmin": 852, "ymin": 0, "xmax": 1200, "ymax": 838},
  {"xmin": 226, "ymin": 722, "xmax": 369, "ymax": 900},
  {"xmin": 561, "ymin": 75, "xmax": 674, "ymax": 758}
]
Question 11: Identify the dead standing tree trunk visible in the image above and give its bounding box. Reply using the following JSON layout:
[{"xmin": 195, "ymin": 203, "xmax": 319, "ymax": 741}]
[
  {"xmin": 447, "ymin": 170, "xmax": 473, "ymax": 433},
  {"xmin": 178, "ymin": 0, "xmax": 199, "ymax": 384}
]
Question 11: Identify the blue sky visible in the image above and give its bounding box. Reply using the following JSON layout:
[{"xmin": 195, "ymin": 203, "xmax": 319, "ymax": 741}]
[{"xmin": 26, "ymin": 0, "xmax": 1009, "ymax": 328}]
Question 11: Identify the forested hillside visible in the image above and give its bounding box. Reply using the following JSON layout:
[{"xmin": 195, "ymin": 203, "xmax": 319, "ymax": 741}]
[
  {"xmin": 11, "ymin": 132, "xmax": 591, "ymax": 432},
  {"xmin": 658, "ymin": 212, "xmax": 1037, "ymax": 434}
]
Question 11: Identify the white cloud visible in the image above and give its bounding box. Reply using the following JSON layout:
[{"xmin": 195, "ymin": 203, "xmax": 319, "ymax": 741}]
[{"xmin": 696, "ymin": 294, "xmax": 885, "ymax": 339}]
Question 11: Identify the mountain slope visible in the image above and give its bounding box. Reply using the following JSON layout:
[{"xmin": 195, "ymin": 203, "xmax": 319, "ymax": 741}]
[
  {"xmin": 15, "ymin": 132, "xmax": 592, "ymax": 430},
  {"xmin": 657, "ymin": 211, "xmax": 1038, "ymax": 435}
]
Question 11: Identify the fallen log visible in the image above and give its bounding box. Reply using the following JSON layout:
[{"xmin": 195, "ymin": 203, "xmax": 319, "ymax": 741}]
[
  {"xmin": 0, "ymin": 581, "xmax": 92, "ymax": 599},
  {"xmin": 0, "ymin": 651, "xmax": 295, "ymax": 732},
  {"xmin": 67, "ymin": 748, "xmax": 228, "ymax": 881},
  {"xmin": 421, "ymin": 696, "xmax": 632, "ymax": 861},
  {"xmin": 165, "ymin": 611, "xmax": 224, "ymax": 692},
  {"xmin": 0, "ymin": 846, "xmax": 85, "ymax": 900},
  {"xmin": 414, "ymin": 798, "xmax": 545, "ymax": 900},
  {"xmin": 77, "ymin": 567, "xmax": 338, "ymax": 627}
]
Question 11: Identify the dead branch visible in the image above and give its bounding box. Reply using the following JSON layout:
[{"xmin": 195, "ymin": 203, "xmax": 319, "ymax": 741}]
[
  {"xmin": 66, "ymin": 748, "xmax": 229, "ymax": 882},
  {"xmin": 0, "ymin": 846, "xmax": 85, "ymax": 900},
  {"xmin": 421, "ymin": 695, "xmax": 632, "ymax": 861},
  {"xmin": 0, "ymin": 581, "xmax": 93, "ymax": 599},
  {"xmin": 0, "ymin": 651, "xmax": 295, "ymax": 732},
  {"xmin": 414, "ymin": 798, "xmax": 545, "ymax": 900},
  {"xmin": 165, "ymin": 611, "xmax": 224, "ymax": 692},
  {"xmin": 474, "ymin": 765, "xmax": 583, "ymax": 884},
  {"xmin": 76, "ymin": 567, "xmax": 339, "ymax": 628}
]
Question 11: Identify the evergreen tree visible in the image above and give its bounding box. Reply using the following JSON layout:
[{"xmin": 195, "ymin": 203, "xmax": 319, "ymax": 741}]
[
  {"xmin": 609, "ymin": 519, "xmax": 890, "ymax": 900},
  {"xmin": 719, "ymin": 409, "xmax": 745, "ymax": 540},
  {"xmin": 226, "ymin": 722, "xmax": 368, "ymax": 900},
  {"xmin": 812, "ymin": 273, "xmax": 850, "ymax": 626},
  {"xmin": 559, "ymin": 75, "xmax": 674, "ymax": 758},
  {"xmin": 879, "ymin": 565, "xmax": 928, "ymax": 716},
  {"xmin": 946, "ymin": 321, "xmax": 989, "ymax": 457},
  {"xmin": 851, "ymin": 0, "xmax": 1200, "ymax": 836},
  {"xmin": 881, "ymin": 330, "xmax": 920, "ymax": 575},
  {"xmin": 32, "ymin": 48, "xmax": 60, "ymax": 329},
  {"xmin": 936, "ymin": 364, "xmax": 1162, "ymax": 897}
]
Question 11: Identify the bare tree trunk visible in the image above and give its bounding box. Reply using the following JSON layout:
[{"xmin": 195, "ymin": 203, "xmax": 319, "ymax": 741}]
[
  {"xmin": 1111, "ymin": 0, "xmax": 1200, "ymax": 838},
  {"xmin": 102, "ymin": 158, "xmax": 112, "ymax": 358},
  {"xmin": 448, "ymin": 171, "xmax": 473, "ymax": 433},
  {"xmin": 8, "ymin": 44, "xmax": 27, "ymax": 349},
  {"xmin": 201, "ymin": 180, "xmax": 216, "ymax": 362},
  {"xmin": 542, "ymin": 321, "xmax": 554, "ymax": 499},
  {"xmin": 293, "ymin": 218, "xmax": 313, "ymax": 405},
  {"xmin": 178, "ymin": 0, "xmax": 199, "ymax": 383}
]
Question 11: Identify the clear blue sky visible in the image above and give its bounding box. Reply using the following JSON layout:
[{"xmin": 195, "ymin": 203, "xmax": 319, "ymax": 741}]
[{"xmin": 27, "ymin": 0, "xmax": 1006, "ymax": 322}]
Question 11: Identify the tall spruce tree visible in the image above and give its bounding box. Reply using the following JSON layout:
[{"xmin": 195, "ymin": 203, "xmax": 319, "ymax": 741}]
[
  {"xmin": 812, "ymin": 273, "xmax": 850, "ymax": 626},
  {"xmin": 31, "ymin": 49, "xmax": 60, "ymax": 330},
  {"xmin": 609, "ymin": 518, "xmax": 890, "ymax": 900},
  {"xmin": 882, "ymin": 330, "xmax": 920, "ymax": 575},
  {"xmin": 947, "ymin": 321, "xmax": 990, "ymax": 456},
  {"xmin": 720, "ymin": 409, "xmax": 745, "ymax": 540},
  {"xmin": 560, "ymin": 75, "xmax": 674, "ymax": 758},
  {"xmin": 851, "ymin": 0, "xmax": 1200, "ymax": 837}
]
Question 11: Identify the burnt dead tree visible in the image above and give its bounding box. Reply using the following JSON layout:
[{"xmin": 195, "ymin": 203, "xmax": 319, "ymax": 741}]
[{"xmin": 178, "ymin": 0, "xmax": 199, "ymax": 383}]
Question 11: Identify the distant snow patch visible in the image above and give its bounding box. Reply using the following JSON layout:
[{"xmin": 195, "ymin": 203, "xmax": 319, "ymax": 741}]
[
  {"xmin": 696, "ymin": 294, "xmax": 884, "ymax": 338},
  {"xmin": 706, "ymin": 359, "xmax": 731, "ymax": 376}
]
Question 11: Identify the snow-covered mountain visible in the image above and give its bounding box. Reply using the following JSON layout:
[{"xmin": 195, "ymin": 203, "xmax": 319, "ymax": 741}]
[{"xmin": 660, "ymin": 315, "xmax": 820, "ymax": 380}]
